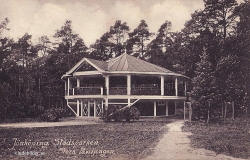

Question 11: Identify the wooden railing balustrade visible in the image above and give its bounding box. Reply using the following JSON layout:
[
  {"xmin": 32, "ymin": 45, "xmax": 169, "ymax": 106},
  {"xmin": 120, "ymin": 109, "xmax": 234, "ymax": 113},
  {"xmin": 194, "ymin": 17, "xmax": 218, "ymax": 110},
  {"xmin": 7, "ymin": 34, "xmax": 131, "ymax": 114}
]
[
  {"xmin": 109, "ymin": 87, "xmax": 127, "ymax": 95},
  {"xmin": 67, "ymin": 87, "xmax": 103, "ymax": 95},
  {"xmin": 131, "ymin": 87, "xmax": 160, "ymax": 95}
]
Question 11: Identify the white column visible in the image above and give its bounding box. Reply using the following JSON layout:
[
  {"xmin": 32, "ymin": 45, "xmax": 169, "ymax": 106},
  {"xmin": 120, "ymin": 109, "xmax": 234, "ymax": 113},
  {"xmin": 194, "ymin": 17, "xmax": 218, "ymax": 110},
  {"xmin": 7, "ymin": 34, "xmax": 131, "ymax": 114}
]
[
  {"xmin": 184, "ymin": 101, "xmax": 186, "ymax": 120},
  {"xmin": 67, "ymin": 78, "xmax": 70, "ymax": 95},
  {"xmin": 81, "ymin": 100, "xmax": 83, "ymax": 117},
  {"xmin": 77, "ymin": 100, "xmax": 80, "ymax": 116},
  {"xmin": 161, "ymin": 76, "xmax": 164, "ymax": 96},
  {"xmin": 154, "ymin": 101, "xmax": 157, "ymax": 117},
  {"xmin": 105, "ymin": 98, "xmax": 108, "ymax": 110},
  {"xmin": 128, "ymin": 98, "xmax": 131, "ymax": 107},
  {"xmin": 189, "ymin": 102, "xmax": 192, "ymax": 122},
  {"xmin": 166, "ymin": 101, "xmax": 168, "ymax": 116},
  {"xmin": 127, "ymin": 74, "xmax": 131, "ymax": 95},
  {"xmin": 175, "ymin": 102, "xmax": 177, "ymax": 115},
  {"xmin": 105, "ymin": 75, "xmax": 109, "ymax": 95},
  {"xmin": 175, "ymin": 78, "xmax": 178, "ymax": 96},
  {"xmin": 77, "ymin": 78, "xmax": 80, "ymax": 87},
  {"xmin": 101, "ymin": 100, "xmax": 104, "ymax": 113},
  {"xmin": 65, "ymin": 81, "xmax": 67, "ymax": 95},
  {"xmin": 94, "ymin": 100, "xmax": 96, "ymax": 117},
  {"xmin": 88, "ymin": 101, "xmax": 90, "ymax": 117},
  {"xmin": 184, "ymin": 81, "xmax": 187, "ymax": 97},
  {"xmin": 101, "ymin": 87, "xmax": 103, "ymax": 95}
]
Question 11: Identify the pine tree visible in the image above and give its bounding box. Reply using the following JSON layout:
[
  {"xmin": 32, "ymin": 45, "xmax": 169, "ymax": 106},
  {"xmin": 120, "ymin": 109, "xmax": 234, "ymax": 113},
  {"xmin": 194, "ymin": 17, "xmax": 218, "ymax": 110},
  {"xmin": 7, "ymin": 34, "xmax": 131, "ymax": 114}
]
[{"xmin": 191, "ymin": 49, "xmax": 217, "ymax": 123}]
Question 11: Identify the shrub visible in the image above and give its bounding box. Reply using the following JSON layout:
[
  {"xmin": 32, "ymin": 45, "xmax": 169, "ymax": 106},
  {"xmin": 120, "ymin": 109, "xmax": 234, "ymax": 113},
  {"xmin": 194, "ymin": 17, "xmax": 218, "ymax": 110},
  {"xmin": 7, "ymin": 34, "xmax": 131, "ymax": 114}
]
[
  {"xmin": 124, "ymin": 107, "xmax": 140, "ymax": 122},
  {"xmin": 39, "ymin": 108, "xmax": 65, "ymax": 122},
  {"xmin": 104, "ymin": 105, "xmax": 140, "ymax": 122}
]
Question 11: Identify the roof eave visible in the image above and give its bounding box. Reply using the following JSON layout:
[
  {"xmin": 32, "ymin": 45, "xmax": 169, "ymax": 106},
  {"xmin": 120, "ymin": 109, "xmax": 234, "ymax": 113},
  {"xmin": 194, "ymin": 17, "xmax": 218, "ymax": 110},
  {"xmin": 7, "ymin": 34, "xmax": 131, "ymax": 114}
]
[
  {"xmin": 61, "ymin": 74, "xmax": 72, "ymax": 80},
  {"xmin": 101, "ymin": 71, "xmax": 190, "ymax": 78}
]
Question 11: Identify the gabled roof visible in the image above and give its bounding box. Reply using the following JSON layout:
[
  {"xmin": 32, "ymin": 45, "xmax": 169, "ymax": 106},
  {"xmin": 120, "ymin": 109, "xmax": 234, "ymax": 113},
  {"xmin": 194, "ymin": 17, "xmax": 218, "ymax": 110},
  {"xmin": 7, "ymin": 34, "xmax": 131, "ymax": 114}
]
[{"xmin": 62, "ymin": 53, "xmax": 188, "ymax": 79}]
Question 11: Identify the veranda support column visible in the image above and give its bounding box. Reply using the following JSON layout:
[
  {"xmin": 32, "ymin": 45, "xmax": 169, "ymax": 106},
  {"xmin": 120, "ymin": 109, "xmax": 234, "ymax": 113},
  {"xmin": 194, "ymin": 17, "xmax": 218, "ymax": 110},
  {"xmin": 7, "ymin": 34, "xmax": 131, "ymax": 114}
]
[
  {"xmin": 189, "ymin": 102, "xmax": 192, "ymax": 122},
  {"xmin": 101, "ymin": 100, "xmax": 104, "ymax": 114},
  {"xmin": 94, "ymin": 100, "xmax": 96, "ymax": 117},
  {"xmin": 77, "ymin": 100, "xmax": 80, "ymax": 116},
  {"xmin": 88, "ymin": 101, "xmax": 90, "ymax": 117},
  {"xmin": 81, "ymin": 100, "xmax": 83, "ymax": 117},
  {"xmin": 184, "ymin": 81, "xmax": 187, "ymax": 97},
  {"xmin": 65, "ymin": 81, "xmax": 67, "ymax": 95},
  {"xmin": 127, "ymin": 74, "xmax": 131, "ymax": 95},
  {"xmin": 184, "ymin": 101, "xmax": 186, "ymax": 120},
  {"xmin": 128, "ymin": 98, "xmax": 131, "ymax": 107},
  {"xmin": 67, "ymin": 78, "xmax": 70, "ymax": 95},
  {"xmin": 105, "ymin": 98, "xmax": 108, "ymax": 110},
  {"xmin": 175, "ymin": 102, "xmax": 177, "ymax": 115},
  {"xmin": 166, "ymin": 101, "xmax": 168, "ymax": 116},
  {"xmin": 161, "ymin": 76, "xmax": 164, "ymax": 96},
  {"xmin": 175, "ymin": 78, "xmax": 178, "ymax": 96},
  {"xmin": 154, "ymin": 101, "xmax": 157, "ymax": 117},
  {"xmin": 77, "ymin": 78, "xmax": 80, "ymax": 87},
  {"xmin": 105, "ymin": 75, "xmax": 109, "ymax": 95}
]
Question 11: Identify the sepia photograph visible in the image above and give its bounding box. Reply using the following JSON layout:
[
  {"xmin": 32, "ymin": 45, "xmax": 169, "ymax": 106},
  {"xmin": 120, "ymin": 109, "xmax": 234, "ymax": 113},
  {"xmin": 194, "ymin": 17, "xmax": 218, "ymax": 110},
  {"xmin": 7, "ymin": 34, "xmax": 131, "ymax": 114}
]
[{"xmin": 0, "ymin": 0, "xmax": 249, "ymax": 159}]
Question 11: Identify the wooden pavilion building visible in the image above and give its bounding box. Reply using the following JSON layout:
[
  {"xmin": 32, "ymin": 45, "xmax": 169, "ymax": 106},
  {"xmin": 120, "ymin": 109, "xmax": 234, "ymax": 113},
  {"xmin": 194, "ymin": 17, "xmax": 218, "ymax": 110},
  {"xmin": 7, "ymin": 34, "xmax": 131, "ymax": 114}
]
[{"xmin": 61, "ymin": 53, "xmax": 189, "ymax": 118}]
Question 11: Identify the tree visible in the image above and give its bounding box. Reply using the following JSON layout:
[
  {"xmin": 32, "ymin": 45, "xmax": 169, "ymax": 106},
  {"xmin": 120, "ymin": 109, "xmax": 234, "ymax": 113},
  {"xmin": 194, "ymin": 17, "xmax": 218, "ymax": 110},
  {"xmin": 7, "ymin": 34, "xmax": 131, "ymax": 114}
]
[
  {"xmin": 216, "ymin": 55, "xmax": 245, "ymax": 114},
  {"xmin": 127, "ymin": 20, "xmax": 153, "ymax": 58},
  {"xmin": 204, "ymin": 0, "xmax": 238, "ymax": 39},
  {"xmin": 89, "ymin": 33, "xmax": 112, "ymax": 60},
  {"xmin": 183, "ymin": 0, "xmax": 238, "ymax": 40},
  {"xmin": 89, "ymin": 20, "xmax": 129, "ymax": 59},
  {"xmin": 16, "ymin": 33, "xmax": 37, "ymax": 67},
  {"xmin": 54, "ymin": 20, "xmax": 79, "ymax": 54},
  {"xmin": 53, "ymin": 20, "xmax": 88, "ymax": 69},
  {"xmin": 190, "ymin": 49, "xmax": 217, "ymax": 123},
  {"xmin": 36, "ymin": 36, "xmax": 51, "ymax": 56},
  {"xmin": 146, "ymin": 20, "xmax": 173, "ymax": 67},
  {"xmin": 230, "ymin": 0, "xmax": 250, "ymax": 113},
  {"xmin": 0, "ymin": 18, "xmax": 9, "ymax": 35},
  {"xmin": 109, "ymin": 20, "xmax": 129, "ymax": 56}
]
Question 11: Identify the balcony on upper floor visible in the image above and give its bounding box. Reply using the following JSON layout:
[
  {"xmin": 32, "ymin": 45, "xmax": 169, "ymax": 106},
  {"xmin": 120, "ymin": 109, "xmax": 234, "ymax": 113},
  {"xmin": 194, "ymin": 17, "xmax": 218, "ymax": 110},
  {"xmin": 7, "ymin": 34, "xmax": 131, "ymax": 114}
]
[{"xmin": 65, "ymin": 75, "xmax": 187, "ymax": 97}]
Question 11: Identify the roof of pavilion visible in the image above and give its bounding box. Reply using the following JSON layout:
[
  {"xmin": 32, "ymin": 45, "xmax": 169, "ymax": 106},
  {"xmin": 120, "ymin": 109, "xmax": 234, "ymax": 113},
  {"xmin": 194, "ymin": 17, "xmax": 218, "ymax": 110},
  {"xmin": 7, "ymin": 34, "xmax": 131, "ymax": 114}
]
[{"xmin": 62, "ymin": 53, "xmax": 189, "ymax": 79}]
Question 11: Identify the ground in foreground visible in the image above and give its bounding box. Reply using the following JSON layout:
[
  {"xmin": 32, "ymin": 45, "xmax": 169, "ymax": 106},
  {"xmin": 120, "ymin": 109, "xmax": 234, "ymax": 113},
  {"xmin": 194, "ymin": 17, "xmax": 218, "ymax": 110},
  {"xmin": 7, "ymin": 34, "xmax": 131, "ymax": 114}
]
[
  {"xmin": 0, "ymin": 118, "xmax": 171, "ymax": 160},
  {"xmin": 182, "ymin": 118, "xmax": 250, "ymax": 159}
]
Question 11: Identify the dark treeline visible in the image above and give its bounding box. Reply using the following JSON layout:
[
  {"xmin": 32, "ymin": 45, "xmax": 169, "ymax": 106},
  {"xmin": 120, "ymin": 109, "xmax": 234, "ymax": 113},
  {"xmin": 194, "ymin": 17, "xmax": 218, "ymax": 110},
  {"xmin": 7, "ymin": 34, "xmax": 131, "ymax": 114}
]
[{"xmin": 0, "ymin": 0, "xmax": 249, "ymax": 120}]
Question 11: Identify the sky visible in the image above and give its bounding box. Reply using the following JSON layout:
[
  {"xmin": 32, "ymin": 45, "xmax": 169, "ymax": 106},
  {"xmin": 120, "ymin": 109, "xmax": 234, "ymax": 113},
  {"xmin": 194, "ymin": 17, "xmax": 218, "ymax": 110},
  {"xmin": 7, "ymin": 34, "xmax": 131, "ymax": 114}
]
[{"xmin": 0, "ymin": 0, "xmax": 243, "ymax": 47}]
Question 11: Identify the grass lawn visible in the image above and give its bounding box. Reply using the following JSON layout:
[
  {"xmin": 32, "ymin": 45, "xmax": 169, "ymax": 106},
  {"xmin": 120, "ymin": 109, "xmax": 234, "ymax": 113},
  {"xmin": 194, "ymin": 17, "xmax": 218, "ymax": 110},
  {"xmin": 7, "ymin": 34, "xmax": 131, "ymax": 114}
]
[
  {"xmin": 0, "ymin": 118, "xmax": 171, "ymax": 160},
  {"xmin": 182, "ymin": 118, "xmax": 250, "ymax": 159}
]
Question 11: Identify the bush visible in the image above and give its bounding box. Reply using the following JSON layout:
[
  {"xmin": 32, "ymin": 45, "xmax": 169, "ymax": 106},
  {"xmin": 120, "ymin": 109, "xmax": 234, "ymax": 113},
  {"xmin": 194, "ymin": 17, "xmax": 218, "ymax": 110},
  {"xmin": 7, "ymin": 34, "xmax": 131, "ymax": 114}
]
[
  {"xmin": 39, "ymin": 108, "xmax": 65, "ymax": 122},
  {"xmin": 104, "ymin": 105, "xmax": 140, "ymax": 122},
  {"xmin": 124, "ymin": 107, "xmax": 140, "ymax": 122}
]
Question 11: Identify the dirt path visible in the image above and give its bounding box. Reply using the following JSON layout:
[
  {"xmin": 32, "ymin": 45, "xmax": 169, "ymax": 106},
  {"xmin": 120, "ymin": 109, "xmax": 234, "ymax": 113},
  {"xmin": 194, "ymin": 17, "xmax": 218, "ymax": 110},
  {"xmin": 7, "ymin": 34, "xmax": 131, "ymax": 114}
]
[{"xmin": 143, "ymin": 120, "xmax": 245, "ymax": 160}]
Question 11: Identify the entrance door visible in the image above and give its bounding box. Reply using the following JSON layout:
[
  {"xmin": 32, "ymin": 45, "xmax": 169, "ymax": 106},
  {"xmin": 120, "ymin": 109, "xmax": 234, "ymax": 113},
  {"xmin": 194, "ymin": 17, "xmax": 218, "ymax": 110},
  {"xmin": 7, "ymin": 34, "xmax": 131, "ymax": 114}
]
[
  {"xmin": 157, "ymin": 101, "xmax": 166, "ymax": 116},
  {"xmin": 81, "ymin": 100, "xmax": 103, "ymax": 117},
  {"xmin": 168, "ymin": 101, "xmax": 175, "ymax": 115}
]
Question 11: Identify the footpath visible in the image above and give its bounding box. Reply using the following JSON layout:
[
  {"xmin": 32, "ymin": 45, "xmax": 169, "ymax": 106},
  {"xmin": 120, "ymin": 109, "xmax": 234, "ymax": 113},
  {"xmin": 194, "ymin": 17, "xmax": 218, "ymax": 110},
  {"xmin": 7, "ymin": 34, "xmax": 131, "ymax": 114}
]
[{"xmin": 143, "ymin": 120, "xmax": 246, "ymax": 160}]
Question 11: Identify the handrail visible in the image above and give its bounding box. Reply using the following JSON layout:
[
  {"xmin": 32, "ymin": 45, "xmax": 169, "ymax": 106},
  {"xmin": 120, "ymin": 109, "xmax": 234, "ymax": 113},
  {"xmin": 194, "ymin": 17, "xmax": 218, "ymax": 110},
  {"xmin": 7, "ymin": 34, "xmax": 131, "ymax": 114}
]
[
  {"xmin": 131, "ymin": 87, "xmax": 159, "ymax": 90},
  {"xmin": 70, "ymin": 87, "xmax": 103, "ymax": 95},
  {"xmin": 108, "ymin": 99, "xmax": 140, "ymax": 118},
  {"xmin": 75, "ymin": 86, "xmax": 103, "ymax": 89}
]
